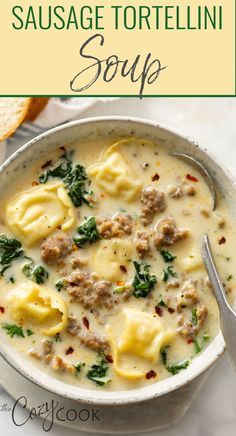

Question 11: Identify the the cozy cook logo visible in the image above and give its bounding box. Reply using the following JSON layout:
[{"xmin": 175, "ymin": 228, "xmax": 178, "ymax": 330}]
[{"xmin": 0, "ymin": 397, "xmax": 101, "ymax": 432}]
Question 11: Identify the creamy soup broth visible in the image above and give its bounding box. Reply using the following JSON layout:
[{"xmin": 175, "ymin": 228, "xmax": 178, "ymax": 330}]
[{"xmin": 0, "ymin": 136, "xmax": 235, "ymax": 391}]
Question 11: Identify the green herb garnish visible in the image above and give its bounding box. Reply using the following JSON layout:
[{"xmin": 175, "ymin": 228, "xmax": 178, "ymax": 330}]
[
  {"xmin": 161, "ymin": 345, "xmax": 189, "ymax": 375},
  {"xmin": 227, "ymin": 274, "xmax": 233, "ymax": 281},
  {"xmin": 162, "ymin": 266, "xmax": 177, "ymax": 282},
  {"xmin": 132, "ymin": 261, "xmax": 157, "ymax": 298},
  {"xmin": 166, "ymin": 360, "xmax": 190, "ymax": 375},
  {"xmin": 194, "ymin": 338, "xmax": 201, "ymax": 354},
  {"xmin": 55, "ymin": 279, "xmax": 65, "ymax": 292},
  {"xmin": 39, "ymin": 153, "xmax": 91, "ymax": 208},
  {"xmin": 54, "ymin": 333, "xmax": 61, "ymax": 343},
  {"xmin": 87, "ymin": 352, "xmax": 111, "ymax": 386},
  {"xmin": 160, "ymin": 346, "xmax": 169, "ymax": 365},
  {"xmin": 160, "ymin": 250, "xmax": 177, "ymax": 263},
  {"xmin": 22, "ymin": 263, "xmax": 49, "ymax": 284},
  {"xmin": 74, "ymin": 217, "xmax": 100, "ymax": 247},
  {"xmin": 2, "ymin": 323, "xmax": 25, "ymax": 338},
  {"xmin": 203, "ymin": 333, "xmax": 210, "ymax": 342},
  {"xmin": 26, "ymin": 329, "xmax": 34, "ymax": 336},
  {"xmin": 191, "ymin": 308, "xmax": 198, "ymax": 326},
  {"xmin": 158, "ymin": 295, "xmax": 167, "ymax": 307},
  {"xmin": 8, "ymin": 276, "xmax": 15, "ymax": 284},
  {"xmin": 74, "ymin": 362, "xmax": 85, "ymax": 373},
  {"xmin": 0, "ymin": 235, "xmax": 24, "ymax": 276}
]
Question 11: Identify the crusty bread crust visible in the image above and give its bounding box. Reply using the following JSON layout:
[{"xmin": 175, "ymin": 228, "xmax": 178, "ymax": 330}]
[
  {"xmin": 25, "ymin": 97, "xmax": 49, "ymax": 122},
  {"xmin": 0, "ymin": 98, "xmax": 32, "ymax": 141}
]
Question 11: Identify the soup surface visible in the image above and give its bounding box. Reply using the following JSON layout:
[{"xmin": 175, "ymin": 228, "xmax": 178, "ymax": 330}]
[{"xmin": 0, "ymin": 136, "xmax": 235, "ymax": 391}]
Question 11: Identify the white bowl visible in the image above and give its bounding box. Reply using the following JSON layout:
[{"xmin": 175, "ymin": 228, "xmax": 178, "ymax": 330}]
[{"xmin": 0, "ymin": 117, "xmax": 231, "ymax": 409}]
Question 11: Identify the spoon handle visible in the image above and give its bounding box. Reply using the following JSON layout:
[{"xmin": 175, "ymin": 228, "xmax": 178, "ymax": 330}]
[{"xmin": 202, "ymin": 234, "xmax": 236, "ymax": 371}]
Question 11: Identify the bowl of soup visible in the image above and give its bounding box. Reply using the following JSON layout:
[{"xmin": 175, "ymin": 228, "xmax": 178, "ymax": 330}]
[{"xmin": 0, "ymin": 117, "xmax": 234, "ymax": 409}]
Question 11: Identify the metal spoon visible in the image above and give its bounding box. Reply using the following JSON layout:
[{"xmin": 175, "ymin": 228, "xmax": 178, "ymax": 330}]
[
  {"xmin": 202, "ymin": 234, "xmax": 236, "ymax": 371},
  {"xmin": 171, "ymin": 152, "xmax": 217, "ymax": 210}
]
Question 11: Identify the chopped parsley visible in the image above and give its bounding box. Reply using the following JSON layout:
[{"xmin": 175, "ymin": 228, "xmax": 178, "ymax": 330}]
[
  {"xmin": 162, "ymin": 266, "xmax": 177, "ymax": 282},
  {"xmin": 55, "ymin": 279, "xmax": 65, "ymax": 292},
  {"xmin": 74, "ymin": 217, "xmax": 100, "ymax": 247},
  {"xmin": 191, "ymin": 308, "xmax": 198, "ymax": 326},
  {"xmin": 0, "ymin": 235, "xmax": 24, "ymax": 276},
  {"xmin": 8, "ymin": 276, "xmax": 15, "ymax": 284},
  {"xmin": 22, "ymin": 262, "xmax": 49, "ymax": 284},
  {"xmin": 2, "ymin": 323, "xmax": 25, "ymax": 338},
  {"xmin": 54, "ymin": 334, "xmax": 61, "ymax": 343},
  {"xmin": 39, "ymin": 152, "xmax": 91, "ymax": 207},
  {"xmin": 160, "ymin": 250, "xmax": 177, "ymax": 263},
  {"xmin": 132, "ymin": 261, "xmax": 157, "ymax": 298},
  {"xmin": 87, "ymin": 352, "xmax": 111, "ymax": 386}
]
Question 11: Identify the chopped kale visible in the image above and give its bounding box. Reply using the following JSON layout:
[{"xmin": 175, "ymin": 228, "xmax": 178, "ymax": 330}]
[
  {"xmin": 22, "ymin": 262, "xmax": 49, "ymax": 284},
  {"xmin": 2, "ymin": 323, "xmax": 25, "ymax": 338},
  {"xmin": 0, "ymin": 235, "xmax": 24, "ymax": 276},
  {"xmin": 54, "ymin": 334, "xmax": 61, "ymax": 343},
  {"xmin": 132, "ymin": 261, "xmax": 157, "ymax": 298},
  {"xmin": 74, "ymin": 217, "xmax": 100, "ymax": 247},
  {"xmin": 160, "ymin": 346, "xmax": 169, "ymax": 365},
  {"xmin": 87, "ymin": 352, "xmax": 111, "ymax": 386},
  {"xmin": 161, "ymin": 345, "xmax": 189, "ymax": 375},
  {"xmin": 162, "ymin": 266, "xmax": 177, "ymax": 282},
  {"xmin": 39, "ymin": 153, "xmax": 91, "ymax": 208},
  {"xmin": 55, "ymin": 279, "xmax": 65, "ymax": 292},
  {"xmin": 26, "ymin": 329, "xmax": 34, "ymax": 337},
  {"xmin": 160, "ymin": 250, "xmax": 177, "ymax": 263},
  {"xmin": 166, "ymin": 360, "xmax": 190, "ymax": 375},
  {"xmin": 191, "ymin": 308, "xmax": 198, "ymax": 326},
  {"xmin": 194, "ymin": 338, "xmax": 201, "ymax": 354},
  {"xmin": 158, "ymin": 295, "xmax": 167, "ymax": 307},
  {"xmin": 74, "ymin": 362, "xmax": 85, "ymax": 373},
  {"xmin": 227, "ymin": 274, "xmax": 233, "ymax": 281}
]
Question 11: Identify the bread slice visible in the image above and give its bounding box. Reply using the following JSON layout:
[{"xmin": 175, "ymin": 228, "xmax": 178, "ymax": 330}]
[
  {"xmin": 25, "ymin": 97, "xmax": 49, "ymax": 121},
  {"xmin": 0, "ymin": 98, "xmax": 32, "ymax": 141}
]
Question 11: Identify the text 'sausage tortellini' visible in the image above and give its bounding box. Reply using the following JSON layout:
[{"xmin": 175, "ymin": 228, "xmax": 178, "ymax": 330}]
[
  {"xmin": 92, "ymin": 238, "xmax": 134, "ymax": 281},
  {"xmin": 88, "ymin": 142, "xmax": 141, "ymax": 202},
  {"xmin": 7, "ymin": 282, "xmax": 68, "ymax": 336},
  {"xmin": 5, "ymin": 182, "xmax": 76, "ymax": 245},
  {"xmin": 107, "ymin": 308, "xmax": 175, "ymax": 379}
]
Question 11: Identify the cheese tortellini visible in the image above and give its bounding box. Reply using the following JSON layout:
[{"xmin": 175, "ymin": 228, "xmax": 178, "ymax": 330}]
[
  {"xmin": 7, "ymin": 282, "xmax": 68, "ymax": 336},
  {"xmin": 88, "ymin": 143, "xmax": 141, "ymax": 202},
  {"xmin": 107, "ymin": 308, "xmax": 175, "ymax": 379},
  {"xmin": 5, "ymin": 182, "xmax": 76, "ymax": 245},
  {"xmin": 92, "ymin": 238, "xmax": 134, "ymax": 282}
]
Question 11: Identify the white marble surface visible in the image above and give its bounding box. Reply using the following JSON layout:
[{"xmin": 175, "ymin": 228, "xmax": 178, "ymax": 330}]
[{"xmin": 1, "ymin": 97, "xmax": 236, "ymax": 435}]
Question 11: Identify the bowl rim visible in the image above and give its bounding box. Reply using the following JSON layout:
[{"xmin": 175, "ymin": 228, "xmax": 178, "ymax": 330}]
[{"xmin": 0, "ymin": 115, "xmax": 228, "ymax": 405}]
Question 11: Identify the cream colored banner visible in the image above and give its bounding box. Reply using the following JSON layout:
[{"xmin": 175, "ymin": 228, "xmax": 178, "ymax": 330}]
[{"xmin": 0, "ymin": 0, "xmax": 235, "ymax": 96}]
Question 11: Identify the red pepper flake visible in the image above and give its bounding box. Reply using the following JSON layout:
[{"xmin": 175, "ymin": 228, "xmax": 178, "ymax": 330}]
[
  {"xmin": 60, "ymin": 146, "xmax": 66, "ymax": 152},
  {"xmin": 146, "ymin": 370, "xmax": 157, "ymax": 380},
  {"xmin": 41, "ymin": 160, "xmax": 52, "ymax": 169},
  {"xmin": 155, "ymin": 306, "xmax": 163, "ymax": 317},
  {"xmin": 0, "ymin": 306, "xmax": 5, "ymax": 314},
  {"xmin": 186, "ymin": 174, "xmax": 198, "ymax": 182},
  {"xmin": 187, "ymin": 339, "xmax": 194, "ymax": 344},
  {"xmin": 57, "ymin": 225, "xmax": 62, "ymax": 230},
  {"xmin": 82, "ymin": 316, "xmax": 89, "ymax": 330},
  {"xmin": 152, "ymin": 173, "xmax": 160, "ymax": 182},
  {"xmin": 66, "ymin": 346, "xmax": 74, "ymax": 355},
  {"xmin": 106, "ymin": 354, "xmax": 113, "ymax": 363},
  {"xmin": 31, "ymin": 181, "xmax": 39, "ymax": 186},
  {"xmin": 120, "ymin": 265, "xmax": 127, "ymax": 273},
  {"xmin": 168, "ymin": 307, "xmax": 175, "ymax": 314},
  {"xmin": 219, "ymin": 237, "xmax": 226, "ymax": 245}
]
